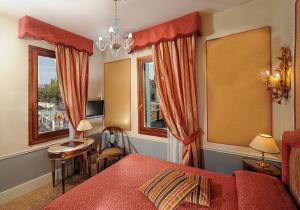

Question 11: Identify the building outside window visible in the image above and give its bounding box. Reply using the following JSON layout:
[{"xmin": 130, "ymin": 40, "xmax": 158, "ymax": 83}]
[{"xmin": 37, "ymin": 56, "xmax": 68, "ymax": 133}]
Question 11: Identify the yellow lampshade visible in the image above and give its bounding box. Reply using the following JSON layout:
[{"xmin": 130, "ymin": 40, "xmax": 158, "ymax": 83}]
[
  {"xmin": 249, "ymin": 134, "xmax": 279, "ymax": 154},
  {"xmin": 77, "ymin": 120, "xmax": 93, "ymax": 131}
]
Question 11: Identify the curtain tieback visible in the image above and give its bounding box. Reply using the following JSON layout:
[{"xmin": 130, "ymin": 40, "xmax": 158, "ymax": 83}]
[{"xmin": 182, "ymin": 130, "xmax": 202, "ymax": 145}]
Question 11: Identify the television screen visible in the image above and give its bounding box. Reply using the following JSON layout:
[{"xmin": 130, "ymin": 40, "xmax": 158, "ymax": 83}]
[{"xmin": 86, "ymin": 100, "xmax": 104, "ymax": 117}]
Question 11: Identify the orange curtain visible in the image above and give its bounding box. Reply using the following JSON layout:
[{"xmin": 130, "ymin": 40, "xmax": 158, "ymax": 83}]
[
  {"xmin": 55, "ymin": 44, "xmax": 89, "ymax": 131},
  {"xmin": 152, "ymin": 34, "xmax": 201, "ymax": 167}
]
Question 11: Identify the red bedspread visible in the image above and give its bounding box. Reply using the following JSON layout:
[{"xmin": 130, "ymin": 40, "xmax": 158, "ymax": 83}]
[
  {"xmin": 234, "ymin": 171, "xmax": 296, "ymax": 210},
  {"xmin": 45, "ymin": 154, "xmax": 238, "ymax": 210},
  {"xmin": 45, "ymin": 154, "xmax": 297, "ymax": 210}
]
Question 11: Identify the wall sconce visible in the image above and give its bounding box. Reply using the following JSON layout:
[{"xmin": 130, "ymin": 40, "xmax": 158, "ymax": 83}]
[{"xmin": 260, "ymin": 47, "xmax": 292, "ymax": 104}]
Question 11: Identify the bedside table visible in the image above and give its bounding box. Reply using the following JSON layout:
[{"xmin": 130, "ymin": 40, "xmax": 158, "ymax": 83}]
[{"xmin": 242, "ymin": 158, "xmax": 281, "ymax": 178}]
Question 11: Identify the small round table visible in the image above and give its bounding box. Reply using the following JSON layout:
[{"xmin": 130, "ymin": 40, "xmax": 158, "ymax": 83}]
[{"xmin": 48, "ymin": 138, "xmax": 94, "ymax": 193}]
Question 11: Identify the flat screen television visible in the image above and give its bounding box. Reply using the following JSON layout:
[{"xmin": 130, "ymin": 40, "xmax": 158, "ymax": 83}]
[{"xmin": 86, "ymin": 99, "xmax": 104, "ymax": 118}]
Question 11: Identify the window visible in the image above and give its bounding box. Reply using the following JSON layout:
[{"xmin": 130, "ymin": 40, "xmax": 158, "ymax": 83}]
[
  {"xmin": 28, "ymin": 46, "xmax": 69, "ymax": 145},
  {"xmin": 137, "ymin": 56, "xmax": 167, "ymax": 138}
]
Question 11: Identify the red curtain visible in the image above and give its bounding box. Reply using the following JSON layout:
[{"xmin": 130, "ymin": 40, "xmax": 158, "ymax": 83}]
[
  {"xmin": 152, "ymin": 34, "xmax": 202, "ymax": 167},
  {"xmin": 19, "ymin": 16, "xmax": 93, "ymax": 55},
  {"xmin": 55, "ymin": 44, "xmax": 89, "ymax": 131},
  {"xmin": 132, "ymin": 12, "xmax": 200, "ymax": 52}
]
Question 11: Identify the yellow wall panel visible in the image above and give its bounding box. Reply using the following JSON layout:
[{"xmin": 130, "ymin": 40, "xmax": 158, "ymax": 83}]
[
  {"xmin": 207, "ymin": 27, "xmax": 272, "ymax": 146},
  {"xmin": 104, "ymin": 59, "xmax": 131, "ymax": 130}
]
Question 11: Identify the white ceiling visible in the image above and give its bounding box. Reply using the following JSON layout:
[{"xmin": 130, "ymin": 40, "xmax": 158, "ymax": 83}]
[{"xmin": 0, "ymin": 0, "xmax": 252, "ymax": 40}]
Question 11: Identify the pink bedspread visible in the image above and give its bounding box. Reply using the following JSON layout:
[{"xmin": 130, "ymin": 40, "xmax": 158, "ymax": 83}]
[{"xmin": 45, "ymin": 154, "xmax": 238, "ymax": 210}]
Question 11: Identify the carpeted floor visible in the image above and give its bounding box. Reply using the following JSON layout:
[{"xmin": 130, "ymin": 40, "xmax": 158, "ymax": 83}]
[{"xmin": 0, "ymin": 164, "xmax": 100, "ymax": 210}]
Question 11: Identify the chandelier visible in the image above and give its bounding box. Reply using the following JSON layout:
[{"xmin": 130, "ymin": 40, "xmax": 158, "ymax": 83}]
[{"xmin": 95, "ymin": 0, "xmax": 134, "ymax": 57}]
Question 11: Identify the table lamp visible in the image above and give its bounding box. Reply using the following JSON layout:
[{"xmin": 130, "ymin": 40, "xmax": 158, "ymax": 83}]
[
  {"xmin": 77, "ymin": 120, "xmax": 93, "ymax": 140},
  {"xmin": 249, "ymin": 134, "xmax": 280, "ymax": 168}
]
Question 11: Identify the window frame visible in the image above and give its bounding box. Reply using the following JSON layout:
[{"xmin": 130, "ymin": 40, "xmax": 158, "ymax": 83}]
[
  {"xmin": 137, "ymin": 55, "xmax": 167, "ymax": 138},
  {"xmin": 28, "ymin": 45, "xmax": 69, "ymax": 145}
]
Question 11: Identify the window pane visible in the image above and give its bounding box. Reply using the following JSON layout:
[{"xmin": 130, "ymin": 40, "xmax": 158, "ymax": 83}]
[
  {"xmin": 143, "ymin": 62, "xmax": 166, "ymax": 129},
  {"xmin": 38, "ymin": 56, "xmax": 69, "ymax": 134}
]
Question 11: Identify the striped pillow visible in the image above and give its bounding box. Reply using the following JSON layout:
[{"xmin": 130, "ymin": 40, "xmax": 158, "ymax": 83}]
[
  {"xmin": 184, "ymin": 173, "xmax": 212, "ymax": 207},
  {"xmin": 139, "ymin": 168, "xmax": 198, "ymax": 210}
]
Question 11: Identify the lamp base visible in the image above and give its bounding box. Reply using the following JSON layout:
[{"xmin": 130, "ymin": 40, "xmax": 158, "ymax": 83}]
[
  {"xmin": 259, "ymin": 152, "xmax": 270, "ymax": 168},
  {"xmin": 258, "ymin": 161, "xmax": 270, "ymax": 168}
]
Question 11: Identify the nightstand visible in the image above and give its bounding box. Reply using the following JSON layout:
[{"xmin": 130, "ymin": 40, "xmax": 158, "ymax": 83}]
[{"xmin": 242, "ymin": 158, "xmax": 281, "ymax": 178}]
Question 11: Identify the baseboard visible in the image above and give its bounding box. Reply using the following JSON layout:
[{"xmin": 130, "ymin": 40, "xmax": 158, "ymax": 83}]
[
  {"xmin": 0, "ymin": 167, "xmax": 68, "ymax": 206},
  {"xmin": 0, "ymin": 172, "xmax": 52, "ymax": 205}
]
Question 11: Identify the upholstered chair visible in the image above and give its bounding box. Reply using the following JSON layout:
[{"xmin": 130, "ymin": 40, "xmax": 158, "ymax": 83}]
[{"xmin": 96, "ymin": 126, "xmax": 126, "ymax": 173}]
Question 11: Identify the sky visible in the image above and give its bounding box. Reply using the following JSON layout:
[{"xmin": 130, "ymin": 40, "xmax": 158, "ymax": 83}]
[{"xmin": 38, "ymin": 56, "xmax": 57, "ymax": 85}]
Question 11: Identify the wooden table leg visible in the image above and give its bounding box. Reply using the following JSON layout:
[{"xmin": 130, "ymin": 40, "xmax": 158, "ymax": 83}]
[
  {"xmin": 96, "ymin": 157, "xmax": 100, "ymax": 174},
  {"xmin": 103, "ymin": 158, "xmax": 107, "ymax": 169},
  {"xmin": 88, "ymin": 150, "xmax": 91, "ymax": 177},
  {"xmin": 61, "ymin": 161, "xmax": 65, "ymax": 194},
  {"xmin": 51, "ymin": 160, "xmax": 56, "ymax": 187}
]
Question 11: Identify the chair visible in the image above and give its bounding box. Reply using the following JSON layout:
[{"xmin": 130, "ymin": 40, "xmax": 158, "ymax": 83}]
[{"xmin": 96, "ymin": 126, "xmax": 126, "ymax": 173}]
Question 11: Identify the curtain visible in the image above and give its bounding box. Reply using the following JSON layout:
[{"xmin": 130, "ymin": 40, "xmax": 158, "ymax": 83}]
[
  {"xmin": 19, "ymin": 16, "xmax": 93, "ymax": 55},
  {"xmin": 152, "ymin": 34, "xmax": 202, "ymax": 167},
  {"xmin": 55, "ymin": 44, "xmax": 89, "ymax": 132},
  {"xmin": 131, "ymin": 12, "xmax": 200, "ymax": 51},
  {"xmin": 167, "ymin": 131, "xmax": 183, "ymax": 164}
]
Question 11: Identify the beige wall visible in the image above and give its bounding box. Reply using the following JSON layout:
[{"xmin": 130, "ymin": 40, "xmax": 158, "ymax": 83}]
[
  {"xmin": 0, "ymin": 13, "xmax": 104, "ymax": 157},
  {"xmin": 104, "ymin": 0, "xmax": 294, "ymax": 161},
  {"xmin": 199, "ymin": 0, "xmax": 294, "ymax": 160}
]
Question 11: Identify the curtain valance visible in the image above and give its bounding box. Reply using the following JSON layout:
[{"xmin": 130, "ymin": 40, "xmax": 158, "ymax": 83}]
[
  {"xmin": 19, "ymin": 16, "xmax": 93, "ymax": 55},
  {"xmin": 131, "ymin": 12, "xmax": 201, "ymax": 51}
]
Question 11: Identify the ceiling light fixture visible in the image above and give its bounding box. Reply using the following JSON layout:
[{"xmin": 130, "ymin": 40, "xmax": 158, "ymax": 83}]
[{"xmin": 95, "ymin": 0, "xmax": 134, "ymax": 57}]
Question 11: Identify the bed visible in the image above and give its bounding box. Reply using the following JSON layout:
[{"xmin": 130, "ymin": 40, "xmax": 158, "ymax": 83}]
[{"xmin": 45, "ymin": 130, "xmax": 300, "ymax": 210}]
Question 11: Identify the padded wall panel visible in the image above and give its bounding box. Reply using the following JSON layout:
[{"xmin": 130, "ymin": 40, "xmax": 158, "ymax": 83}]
[
  {"xmin": 207, "ymin": 27, "xmax": 272, "ymax": 146},
  {"xmin": 104, "ymin": 59, "xmax": 131, "ymax": 130}
]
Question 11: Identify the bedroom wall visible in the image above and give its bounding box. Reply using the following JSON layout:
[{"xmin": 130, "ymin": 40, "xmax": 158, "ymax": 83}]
[
  {"xmin": 0, "ymin": 12, "xmax": 166, "ymax": 197},
  {"xmin": 103, "ymin": 47, "xmax": 169, "ymax": 155},
  {"xmin": 0, "ymin": 12, "xmax": 103, "ymax": 195},
  {"xmin": 103, "ymin": 0, "xmax": 294, "ymax": 161},
  {"xmin": 0, "ymin": 13, "xmax": 104, "ymax": 158},
  {"xmin": 199, "ymin": 0, "xmax": 294, "ymax": 160},
  {"xmin": 0, "ymin": 0, "xmax": 294, "ymax": 201}
]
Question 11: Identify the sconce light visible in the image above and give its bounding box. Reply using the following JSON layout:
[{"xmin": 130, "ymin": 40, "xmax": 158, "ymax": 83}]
[{"xmin": 260, "ymin": 47, "xmax": 292, "ymax": 104}]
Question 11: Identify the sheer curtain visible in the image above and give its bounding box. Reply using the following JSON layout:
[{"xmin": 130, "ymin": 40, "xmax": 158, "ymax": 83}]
[
  {"xmin": 167, "ymin": 131, "xmax": 183, "ymax": 164},
  {"xmin": 153, "ymin": 34, "xmax": 202, "ymax": 167}
]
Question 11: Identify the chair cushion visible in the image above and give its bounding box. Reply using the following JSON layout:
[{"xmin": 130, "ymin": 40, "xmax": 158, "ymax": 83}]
[
  {"xmin": 99, "ymin": 147, "xmax": 124, "ymax": 158},
  {"xmin": 139, "ymin": 168, "xmax": 198, "ymax": 210},
  {"xmin": 184, "ymin": 173, "xmax": 212, "ymax": 207}
]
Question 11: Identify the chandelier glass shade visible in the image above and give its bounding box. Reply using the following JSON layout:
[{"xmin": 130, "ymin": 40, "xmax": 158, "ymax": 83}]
[{"xmin": 95, "ymin": 0, "xmax": 134, "ymax": 57}]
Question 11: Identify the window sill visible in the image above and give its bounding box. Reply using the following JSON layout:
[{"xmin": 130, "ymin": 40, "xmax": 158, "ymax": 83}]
[{"xmin": 126, "ymin": 132, "xmax": 168, "ymax": 144}]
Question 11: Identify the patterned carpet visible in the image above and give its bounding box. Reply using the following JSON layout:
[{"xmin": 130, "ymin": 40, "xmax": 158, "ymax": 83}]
[{"xmin": 0, "ymin": 164, "xmax": 100, "ymax": 210}]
